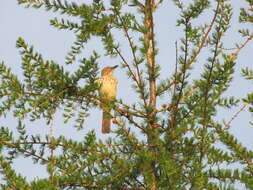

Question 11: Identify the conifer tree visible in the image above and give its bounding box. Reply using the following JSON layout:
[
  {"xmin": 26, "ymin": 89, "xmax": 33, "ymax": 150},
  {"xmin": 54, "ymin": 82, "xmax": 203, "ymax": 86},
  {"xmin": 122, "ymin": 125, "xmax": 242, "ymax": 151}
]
[{"xmin": 1, "ymin": 0, "xmax": 253, "ymax": 189}]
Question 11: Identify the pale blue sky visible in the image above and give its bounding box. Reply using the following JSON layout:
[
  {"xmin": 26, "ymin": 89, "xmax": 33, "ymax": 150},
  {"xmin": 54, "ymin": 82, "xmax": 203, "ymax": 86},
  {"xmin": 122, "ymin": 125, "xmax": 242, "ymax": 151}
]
[{"xmin": 0, "ymin": 0, "xmax": 253, "ymax": 184}]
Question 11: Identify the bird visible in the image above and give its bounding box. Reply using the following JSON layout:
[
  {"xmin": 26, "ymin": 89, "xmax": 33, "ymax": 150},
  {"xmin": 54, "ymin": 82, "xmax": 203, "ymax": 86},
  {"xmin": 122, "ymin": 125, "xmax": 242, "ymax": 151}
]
[{"xmin": 95, "ymin": 65, "xmax": 118, "ymax": 134}]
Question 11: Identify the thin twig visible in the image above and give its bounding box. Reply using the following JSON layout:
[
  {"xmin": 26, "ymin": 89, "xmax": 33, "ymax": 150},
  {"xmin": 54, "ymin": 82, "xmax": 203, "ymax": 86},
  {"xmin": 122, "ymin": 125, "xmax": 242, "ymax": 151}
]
[
  {"xmin": 2, "ymin": 141, "xmax": 48, "ymax": 163},
  {"xmin": 224, "ymin": 102, "xmax": 249, "ymax": 129},
  {"xmin": 230, "ymin": 34, "xmax": 253, "ymax": 61},
  {"xmin": 187, "ymin": 1, "xmax": 221, "ymax": 66},
  {"xmin": 116, "ymin": 14, "xmax": 147, "ymax": 108}
]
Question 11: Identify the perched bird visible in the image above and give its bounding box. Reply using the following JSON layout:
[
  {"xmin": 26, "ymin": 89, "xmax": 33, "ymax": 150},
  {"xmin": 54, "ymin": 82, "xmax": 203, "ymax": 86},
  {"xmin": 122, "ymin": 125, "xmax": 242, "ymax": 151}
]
[{"xmin": 95, "ymin": 65, "xmax": 118, "ymax": 134}]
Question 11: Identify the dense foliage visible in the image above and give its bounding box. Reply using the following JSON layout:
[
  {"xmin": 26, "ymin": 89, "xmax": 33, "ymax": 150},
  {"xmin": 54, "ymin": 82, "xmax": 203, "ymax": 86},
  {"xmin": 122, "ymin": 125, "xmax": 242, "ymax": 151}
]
[{"xmin": 0, "ymin": 0, "xmax": 253, "ymax": 189}]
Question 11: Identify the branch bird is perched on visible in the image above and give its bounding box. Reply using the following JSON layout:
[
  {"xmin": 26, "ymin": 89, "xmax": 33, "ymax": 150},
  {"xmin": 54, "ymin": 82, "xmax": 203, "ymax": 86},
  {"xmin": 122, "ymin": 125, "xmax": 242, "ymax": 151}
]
[{"xmin": 96, "ymin": 65, "xmax": 118, "ymax": 134}]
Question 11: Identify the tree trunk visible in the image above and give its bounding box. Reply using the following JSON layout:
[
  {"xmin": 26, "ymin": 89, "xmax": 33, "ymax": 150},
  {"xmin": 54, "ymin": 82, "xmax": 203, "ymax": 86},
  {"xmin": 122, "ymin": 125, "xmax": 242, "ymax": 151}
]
[{"xmin": 144, "ymin": 1, "xmax": 158, "ymax": 190}]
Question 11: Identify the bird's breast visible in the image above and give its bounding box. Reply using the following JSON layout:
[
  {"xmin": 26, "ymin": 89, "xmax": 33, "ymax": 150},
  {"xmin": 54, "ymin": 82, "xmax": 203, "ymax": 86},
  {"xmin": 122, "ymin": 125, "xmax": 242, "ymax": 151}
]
[{"xmin": 97, "ymin": 77, "xmax": 118, "ymax": 100}]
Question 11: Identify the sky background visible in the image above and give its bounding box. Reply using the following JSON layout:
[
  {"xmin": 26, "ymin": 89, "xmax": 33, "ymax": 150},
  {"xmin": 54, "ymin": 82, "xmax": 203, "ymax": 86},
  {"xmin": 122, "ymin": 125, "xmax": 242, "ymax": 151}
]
[{"xmin": 0, "ymin": 0, "xmax": 253, "ymax": 185}]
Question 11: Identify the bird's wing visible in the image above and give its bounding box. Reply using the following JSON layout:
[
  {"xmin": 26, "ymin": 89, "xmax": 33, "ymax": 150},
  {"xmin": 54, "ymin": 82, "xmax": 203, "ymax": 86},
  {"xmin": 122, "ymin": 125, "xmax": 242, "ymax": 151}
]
[{"xmin": 95, "ymin": 78, "xmax": 102, "ymax": 85}]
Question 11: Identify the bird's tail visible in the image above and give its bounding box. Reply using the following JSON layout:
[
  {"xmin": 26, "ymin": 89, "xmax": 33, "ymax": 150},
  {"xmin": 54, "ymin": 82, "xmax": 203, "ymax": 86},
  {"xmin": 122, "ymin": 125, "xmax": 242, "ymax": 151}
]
[{"xmin": 102, "ymin": 111, "xmax": 111, "ymax": 134}]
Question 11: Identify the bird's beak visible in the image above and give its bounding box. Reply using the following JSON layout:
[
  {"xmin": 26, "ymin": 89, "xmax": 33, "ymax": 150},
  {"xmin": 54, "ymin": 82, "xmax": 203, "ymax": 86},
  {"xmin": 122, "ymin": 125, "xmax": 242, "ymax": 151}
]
[{"xmin": 112, "ymin": 65, "xmax": 118, "ymax": 69}]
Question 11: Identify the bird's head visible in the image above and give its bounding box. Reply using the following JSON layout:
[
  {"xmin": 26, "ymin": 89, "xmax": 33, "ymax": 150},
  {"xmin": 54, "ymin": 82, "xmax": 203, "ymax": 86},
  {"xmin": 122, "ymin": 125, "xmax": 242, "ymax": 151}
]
[{"xmin": 101, "ymin": 65, "xmax": 118, "ymax": 77}]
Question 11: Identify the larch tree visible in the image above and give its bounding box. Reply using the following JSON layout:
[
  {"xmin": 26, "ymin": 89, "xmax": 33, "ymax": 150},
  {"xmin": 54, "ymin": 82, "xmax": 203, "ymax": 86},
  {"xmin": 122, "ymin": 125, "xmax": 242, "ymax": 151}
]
[{"xmin": 1, "ymin": 0, "xmax": 253, "ymax": 189}]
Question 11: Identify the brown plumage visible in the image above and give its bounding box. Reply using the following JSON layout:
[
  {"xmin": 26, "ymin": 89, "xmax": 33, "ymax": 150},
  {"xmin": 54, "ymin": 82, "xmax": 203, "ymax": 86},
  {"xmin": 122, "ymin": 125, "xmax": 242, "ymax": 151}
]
[{"xmin": 96, "ymin": 65, "xmax": 118, "ymax": 134}]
